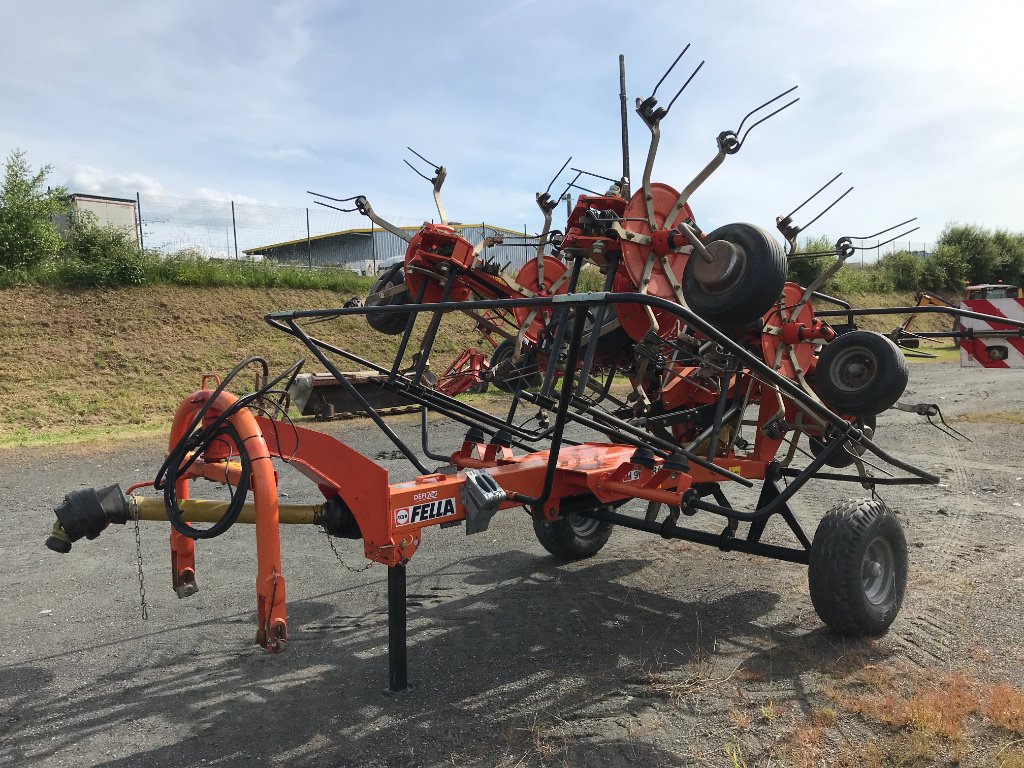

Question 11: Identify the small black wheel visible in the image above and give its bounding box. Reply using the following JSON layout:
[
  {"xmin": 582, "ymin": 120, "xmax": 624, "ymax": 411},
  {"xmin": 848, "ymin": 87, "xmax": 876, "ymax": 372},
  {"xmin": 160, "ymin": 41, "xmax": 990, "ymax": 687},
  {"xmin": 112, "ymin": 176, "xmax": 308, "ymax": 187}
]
[
  {"xmin": 533, "ymin": 511, "xmax": 614, "ymax": 561},
  {"xmin": 366, "ymin": 263, "xmax": 413, "ymax": 335},
  {"xmin": 682, "ymin": 222, "xmax": 787, "ymax": 327},
  {"xmin": 808, "ymin": 499, "xmax": 907, "ymax": 636},
  {"xmin": 808, "ymin": 415, "xmax": 876, "ymax": 468},
  {"xmin": 489, "ymin": 340, "xmax": 542, "ymax": 392},
  {"xmin": 814, "ymin": 331, "xmax": 908, "ymax": 416}
]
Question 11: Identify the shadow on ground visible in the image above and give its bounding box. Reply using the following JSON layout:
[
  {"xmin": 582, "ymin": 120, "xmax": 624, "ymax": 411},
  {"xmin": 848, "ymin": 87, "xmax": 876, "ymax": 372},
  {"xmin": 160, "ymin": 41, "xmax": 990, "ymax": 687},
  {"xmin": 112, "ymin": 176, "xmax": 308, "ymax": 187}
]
[{"xmin": 0, "ymin": 552, "xmax": 869, "ymax": 767}]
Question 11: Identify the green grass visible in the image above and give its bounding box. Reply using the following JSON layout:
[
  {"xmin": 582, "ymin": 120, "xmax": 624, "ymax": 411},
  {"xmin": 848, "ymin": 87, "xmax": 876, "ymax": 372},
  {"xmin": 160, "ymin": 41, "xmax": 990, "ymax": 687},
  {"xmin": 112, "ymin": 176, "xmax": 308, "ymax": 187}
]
[{"xmin": 3, "ymin": 249, "xmax": 374, "ymax": 293}]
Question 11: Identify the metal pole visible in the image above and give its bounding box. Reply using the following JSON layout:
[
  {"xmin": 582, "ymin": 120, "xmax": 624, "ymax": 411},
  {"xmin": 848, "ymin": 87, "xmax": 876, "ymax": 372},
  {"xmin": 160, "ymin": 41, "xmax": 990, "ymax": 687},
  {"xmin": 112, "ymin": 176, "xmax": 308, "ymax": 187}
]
[
  {"xmin": 371, "ymin": 223, "xmax": 376, "ymax": 274},
  {"xmin": 135, "ymin": 192, "xmax": 145, "ymax": 251},
  {"xmin": 387, "ymin": 564, "xmax": 408, "ymax": 693},
  {"xmin": 306, "ymin": 208, "xmax": 312, "ymax": 268},
  {"xmin": 231, "ymin": 200, "xmax": 239, "ymax": 259},
  {"xmin": 619, "ymin": 53, "xmax": 630, "ymax": 195}
]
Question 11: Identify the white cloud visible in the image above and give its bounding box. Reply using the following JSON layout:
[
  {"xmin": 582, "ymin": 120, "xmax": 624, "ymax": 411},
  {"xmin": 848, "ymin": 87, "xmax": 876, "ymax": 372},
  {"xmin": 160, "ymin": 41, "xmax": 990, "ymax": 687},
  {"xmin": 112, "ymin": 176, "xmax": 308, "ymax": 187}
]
[{"xmin": 63, "ymin": 164, "xmax": 169, "ymax": 198}]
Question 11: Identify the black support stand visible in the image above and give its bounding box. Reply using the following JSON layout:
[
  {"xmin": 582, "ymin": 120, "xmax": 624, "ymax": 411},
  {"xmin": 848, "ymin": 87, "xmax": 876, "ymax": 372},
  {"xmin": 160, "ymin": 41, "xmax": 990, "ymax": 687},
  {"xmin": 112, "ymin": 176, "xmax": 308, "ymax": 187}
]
[{"xmin": 387, "ymin": 563, "xmax": 409, "ymax": 693}]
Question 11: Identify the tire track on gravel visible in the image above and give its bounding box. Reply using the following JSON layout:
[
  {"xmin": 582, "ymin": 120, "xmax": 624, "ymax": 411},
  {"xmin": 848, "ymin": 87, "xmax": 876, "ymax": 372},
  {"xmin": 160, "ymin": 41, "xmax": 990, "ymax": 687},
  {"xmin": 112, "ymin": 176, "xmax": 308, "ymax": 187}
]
[{"xmin": 888, "ymin": 434, "xmax": 977, "ymax": 666}]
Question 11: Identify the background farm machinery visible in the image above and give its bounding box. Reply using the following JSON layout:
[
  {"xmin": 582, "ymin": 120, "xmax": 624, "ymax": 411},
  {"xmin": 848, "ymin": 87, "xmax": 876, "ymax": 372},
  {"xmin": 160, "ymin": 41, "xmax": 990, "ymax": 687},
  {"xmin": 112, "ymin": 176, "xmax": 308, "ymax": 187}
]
[{"xmin": 46, "ymin": 50, "xmax": 1024, "ymax": 693}]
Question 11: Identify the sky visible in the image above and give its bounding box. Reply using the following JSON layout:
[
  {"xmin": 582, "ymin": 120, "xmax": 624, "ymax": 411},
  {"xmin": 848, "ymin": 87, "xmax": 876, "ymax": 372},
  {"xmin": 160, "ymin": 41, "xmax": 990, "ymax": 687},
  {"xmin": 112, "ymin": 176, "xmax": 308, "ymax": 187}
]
[{"xmin": 2, "ymin": 0, "xmax": 1022, "ymax": 249}]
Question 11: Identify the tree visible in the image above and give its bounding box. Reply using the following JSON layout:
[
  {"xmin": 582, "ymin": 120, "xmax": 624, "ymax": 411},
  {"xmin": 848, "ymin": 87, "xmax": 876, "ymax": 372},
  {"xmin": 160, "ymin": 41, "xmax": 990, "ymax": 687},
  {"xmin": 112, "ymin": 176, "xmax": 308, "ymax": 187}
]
[
  {"xmin": 0, "ymin": 149, "xmax": 68, "ymax": 270},
  {"xmin": 787, "ymin": 235, "xmax": 836, "ymax": 287}
]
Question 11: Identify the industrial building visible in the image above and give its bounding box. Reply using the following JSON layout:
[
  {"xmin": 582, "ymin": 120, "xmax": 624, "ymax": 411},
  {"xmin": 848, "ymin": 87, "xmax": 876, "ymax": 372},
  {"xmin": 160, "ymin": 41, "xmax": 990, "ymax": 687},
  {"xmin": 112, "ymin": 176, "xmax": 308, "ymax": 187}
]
[{"xmin": 245, "ymin": 223, "xmax": 536, "ymax": 275}]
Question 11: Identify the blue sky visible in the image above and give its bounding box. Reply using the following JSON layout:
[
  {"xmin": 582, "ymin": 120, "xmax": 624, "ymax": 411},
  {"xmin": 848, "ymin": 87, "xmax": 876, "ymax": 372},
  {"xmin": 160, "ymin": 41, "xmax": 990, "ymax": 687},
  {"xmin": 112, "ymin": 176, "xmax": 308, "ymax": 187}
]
[{"xmin": 2, "ymin": 0, "xmax": 1021, "ymax": 247}]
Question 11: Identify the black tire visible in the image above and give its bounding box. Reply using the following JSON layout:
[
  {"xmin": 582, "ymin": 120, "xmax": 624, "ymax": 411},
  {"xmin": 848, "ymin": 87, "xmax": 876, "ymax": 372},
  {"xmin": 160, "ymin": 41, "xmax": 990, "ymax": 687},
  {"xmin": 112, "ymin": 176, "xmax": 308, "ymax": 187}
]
[
  {"xmin": 533, "ymin": 512, "xmax": 614, "ymax": 561},
  {"xmin": 682, "ymin": 222, "xmax": 787, "ymax": 327},
  {"xmin": 489, "ymin": 340, "xmax": 542, "ymax": 392},
  {"xmin": 366, "ymin": 263, "xmax": 412, "ymax": 335},
  {"xmin": 808, "ymin": 499, "xmax": 907, "ymax": 636},
  {"xmin": 814, "ymin": 331, "xmax": 908, "ymax": 416},
  {"xmin": 808, "ymin": 415, "xmax": 876, "ymax": 469}
]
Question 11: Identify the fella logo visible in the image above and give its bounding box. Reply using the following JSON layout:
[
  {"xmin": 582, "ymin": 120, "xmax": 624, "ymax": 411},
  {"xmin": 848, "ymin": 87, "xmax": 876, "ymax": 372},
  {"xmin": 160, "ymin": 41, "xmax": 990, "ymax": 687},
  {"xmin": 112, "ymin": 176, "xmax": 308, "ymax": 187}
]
[{"xmin": 394, "ymin": 498, "xmax": 458, "ymax": 526}]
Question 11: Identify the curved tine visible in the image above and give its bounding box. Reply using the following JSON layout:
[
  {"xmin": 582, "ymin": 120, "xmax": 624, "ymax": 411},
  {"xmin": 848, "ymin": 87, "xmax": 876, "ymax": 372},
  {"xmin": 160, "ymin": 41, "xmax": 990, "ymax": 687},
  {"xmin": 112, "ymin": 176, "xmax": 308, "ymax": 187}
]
[
  {"xmin": 735, "ymin": 85, "xmax": 799, "ymax": 136},
  {"xmin": 406, "ymin": 146, "xmax": 440, "ymax": 171},
  {"xmin": 664, "ymin": 60, "xmax": 705, "ymax": 115},
  {"xmin": 545, "ymin": 156, "xmax": 573, "ymax": 196},
  {"xmin": 569, "ymin": 182, "xmax": 603, "ymax": 196},
  {"xmin": 570, "ymin": 167, "xmax": 620, "ymax": 184},
  {"xmin": 403, "ymin": 158, "xmax": 434, "ymax": 183},
  {"xmin": 783, "ymin": 172, "xmax": 843, "ymax": 220},
  {"xmin": 851, "ymin": 226, "xmax": 921, "ymax": 251},
  {"xmin": 307, "ymin": 190, "xmax": 360, "ymax": 203},
  {"xmin": 798, "ymin": 186, "xmax": 855, "ymax": 233},
  {"xmin": 652, "ymin": 44, "xmax": 691, "ymax": 97},
  {"xmin": 849, "ymin": 217, "xmax": 918, "ymax": 241},
  {"xmin": 556, "ymin": 170, "xmax": 585, "ymax": 202},
  {"xmin": 314, "ymin": 199, "xmax": 358, "ymax": 213},
  {"xmin": 737, "ymin": 96, "xmax": 800, "ymax": 147}
]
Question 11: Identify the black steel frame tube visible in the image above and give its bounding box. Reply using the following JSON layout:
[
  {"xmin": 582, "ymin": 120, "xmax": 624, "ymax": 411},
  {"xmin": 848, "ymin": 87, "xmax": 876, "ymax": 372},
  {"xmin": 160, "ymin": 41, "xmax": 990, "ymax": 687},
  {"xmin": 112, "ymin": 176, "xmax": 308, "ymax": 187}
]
[
  {"xmin": 390, "ymin": 277, "xmax": 430, "ymax": 381},
  {"xmin": 575, "ymin": 253, "xmax": 621, "ymax": 397},
  {"xmin": 387, "ymin": 564, "xmax": 408, "ymax": 693},
  {"xmin": 513, "ymin": 302, "xmax": 589, "ymax": 506},
  {"xmin": 266, "ymin": 291, "xmax": 943, "ymax": 484},
  {"xmin": 583, "ymin": 506, "xmax": 810, "ymax": 565}
]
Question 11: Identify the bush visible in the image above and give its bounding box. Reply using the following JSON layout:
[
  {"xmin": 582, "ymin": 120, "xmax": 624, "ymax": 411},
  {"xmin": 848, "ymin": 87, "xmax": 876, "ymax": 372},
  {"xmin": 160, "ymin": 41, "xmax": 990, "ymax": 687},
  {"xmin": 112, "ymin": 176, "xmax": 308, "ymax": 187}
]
[
  {"xmin": 788, "ymin": 236, "xmax": 836, "ymax": 287},
  {"xmin": 52, "ymin": 211, "xmax": 147, "ymax": 287},
  {"xmin": 923, "ymin": 243, "xmax": 969, "ymax": 291},
  {"xmin": 0, "ymin": 150, "xmax": 68, "ymax": 271},
  {"xmin": 878, "ymin": 250, "xmax": 925, "ymax": 291}
]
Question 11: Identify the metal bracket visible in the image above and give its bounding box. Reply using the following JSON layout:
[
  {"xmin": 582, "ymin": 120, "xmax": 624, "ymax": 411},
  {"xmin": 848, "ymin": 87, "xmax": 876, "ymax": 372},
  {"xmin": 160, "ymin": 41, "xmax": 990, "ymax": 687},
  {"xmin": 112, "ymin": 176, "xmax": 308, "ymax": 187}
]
[{"xmin": 461, "ymin": 468, "xmax": 507, "ymax": 534}]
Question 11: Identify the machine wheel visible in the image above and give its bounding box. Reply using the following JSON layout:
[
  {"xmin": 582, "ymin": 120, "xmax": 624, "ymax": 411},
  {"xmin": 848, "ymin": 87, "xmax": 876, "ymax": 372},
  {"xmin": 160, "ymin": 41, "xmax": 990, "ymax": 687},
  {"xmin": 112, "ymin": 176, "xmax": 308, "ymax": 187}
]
[
  {"xmin": 808, "ymin": 415, "xmax": 876, "ymax": 468},
  {"xmin": 814, "ymin": 331, "xmax": 908, "ymax": 416},
  {"xmin": 682, "ymin": 223, "xmax": 787, "ymax": 328},
  {"xmin": 533, "ymin": 512, "xmax": 614, "ymax": 561},
  {"xmin": 808, "ymin": 499, "xmax": 907, "ymax": 636},
  {"xmin": 489, "ymin": 340, "xmax": 542, "ymax": 392},
  {"xmin": 366, "ymin": 263, "xmax": 413, "ymax": 335}
]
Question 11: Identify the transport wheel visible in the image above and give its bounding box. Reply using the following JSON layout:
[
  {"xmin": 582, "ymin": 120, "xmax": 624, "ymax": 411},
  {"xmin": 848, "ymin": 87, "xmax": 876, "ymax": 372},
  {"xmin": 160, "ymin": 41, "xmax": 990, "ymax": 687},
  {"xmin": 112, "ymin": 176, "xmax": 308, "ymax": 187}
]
[
  {"xmin": 808, "ymin": 499, "xmax": 907, "ymax": 636},
  {"xmin": 814, "ymin": 331, "xmax": 908, "ymax": 416},
  {"xmin": 489, "ymin": 340, "xmax": 542, "ymax": 392},
  {"xmin": 366, "ymin": 263, "xmax": 413, "ymax": 335},
  {"xmin": 533, "ymin": 512, "xmax": 614, "ymax": 561},
  {"xmin": 808, "ymin": 415, "xmax": 876, "ymax": 469},
  {"xmin": 682, "ymin": 222, "xmax": 787, "ymax": 328}
]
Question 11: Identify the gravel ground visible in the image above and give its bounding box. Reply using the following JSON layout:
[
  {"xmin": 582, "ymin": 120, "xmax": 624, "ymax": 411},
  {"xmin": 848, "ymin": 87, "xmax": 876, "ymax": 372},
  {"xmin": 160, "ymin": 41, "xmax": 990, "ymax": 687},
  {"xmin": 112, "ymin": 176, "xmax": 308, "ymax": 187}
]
[{"xmin": 1, "ymin": 362, "xmax": 1022, "ymax": 767}]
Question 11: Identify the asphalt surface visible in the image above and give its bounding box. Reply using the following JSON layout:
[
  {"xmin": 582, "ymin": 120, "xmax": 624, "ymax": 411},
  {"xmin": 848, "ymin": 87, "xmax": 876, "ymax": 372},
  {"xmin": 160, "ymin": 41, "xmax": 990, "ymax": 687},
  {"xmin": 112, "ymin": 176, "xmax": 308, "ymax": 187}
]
[{"xmin": 2, "ymin": 362, "xmax": 1023, "ymax": 766}]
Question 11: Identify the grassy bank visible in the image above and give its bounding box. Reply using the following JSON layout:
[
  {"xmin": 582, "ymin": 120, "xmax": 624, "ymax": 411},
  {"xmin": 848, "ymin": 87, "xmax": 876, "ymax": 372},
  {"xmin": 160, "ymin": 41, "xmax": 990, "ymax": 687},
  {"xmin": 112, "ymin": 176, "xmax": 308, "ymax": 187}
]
[
  {"xmin": 0, "ymin": 285, "xmax": 959, "ymax": 445},
  {"xmin": 0, "ymin": 285, "xmax": 477, "ymax": 445}
]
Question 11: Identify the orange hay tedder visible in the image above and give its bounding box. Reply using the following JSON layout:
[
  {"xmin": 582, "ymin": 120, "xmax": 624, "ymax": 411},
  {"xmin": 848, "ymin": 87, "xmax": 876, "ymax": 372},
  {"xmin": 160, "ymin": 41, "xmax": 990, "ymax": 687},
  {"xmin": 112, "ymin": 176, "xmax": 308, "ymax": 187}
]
[{"xmin": 46, "ymin": 49, "xmax": 1024, "ymax": 692}]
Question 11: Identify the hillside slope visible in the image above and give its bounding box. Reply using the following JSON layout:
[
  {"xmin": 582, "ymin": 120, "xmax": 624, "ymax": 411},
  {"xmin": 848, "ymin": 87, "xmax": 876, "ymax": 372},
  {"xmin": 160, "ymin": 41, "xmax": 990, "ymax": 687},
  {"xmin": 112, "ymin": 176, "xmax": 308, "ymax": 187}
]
[
  {"xmin": 0, "ymin": 286, "xmax": 478, "ymax": 443},
  {"xmin": 0, "ymin": 286, "xmax": 955, "ymax": 443}
]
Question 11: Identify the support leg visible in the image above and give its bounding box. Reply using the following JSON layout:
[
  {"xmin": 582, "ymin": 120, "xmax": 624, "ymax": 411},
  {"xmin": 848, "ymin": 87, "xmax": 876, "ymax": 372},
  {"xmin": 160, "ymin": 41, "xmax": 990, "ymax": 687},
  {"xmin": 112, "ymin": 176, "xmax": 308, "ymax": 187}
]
[{"xmin": 387, "ymin": 563, "xmax": 409, "ymax": 693}]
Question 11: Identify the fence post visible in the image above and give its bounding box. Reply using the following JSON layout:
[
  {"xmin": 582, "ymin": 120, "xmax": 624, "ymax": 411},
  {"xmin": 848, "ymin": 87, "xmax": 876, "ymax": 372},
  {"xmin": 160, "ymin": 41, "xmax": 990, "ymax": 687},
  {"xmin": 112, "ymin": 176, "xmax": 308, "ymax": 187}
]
[
  {"xmin": 135, "ymin": 192, "xmax": 145, "ymax": 251},
  {"xmin": 306, "ymin": 208, "xmax": 312, "ymax": 268},
  {"xmin": 231, "ymin": 200, "xmax": 239, "ymax": 259}
]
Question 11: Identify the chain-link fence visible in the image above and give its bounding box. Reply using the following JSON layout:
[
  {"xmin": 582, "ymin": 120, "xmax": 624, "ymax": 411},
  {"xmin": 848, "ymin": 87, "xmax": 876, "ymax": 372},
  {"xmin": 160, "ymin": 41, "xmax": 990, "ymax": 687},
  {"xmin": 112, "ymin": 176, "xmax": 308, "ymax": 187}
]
[
  {"xmin": 131, "ymin": 194, "xmax": 929, "ymax": 275},
  {"xmin": 135, "ymin": 193, "xmax": 538, "ymax": 275}
]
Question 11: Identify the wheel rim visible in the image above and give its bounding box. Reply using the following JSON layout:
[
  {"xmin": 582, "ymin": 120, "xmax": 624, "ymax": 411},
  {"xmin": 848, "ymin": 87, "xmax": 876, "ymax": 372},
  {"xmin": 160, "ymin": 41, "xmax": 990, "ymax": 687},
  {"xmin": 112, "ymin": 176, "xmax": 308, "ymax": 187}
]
[
  {"xmin": 830, "ymin": 347, "xmax": 878, "ymax": 393},
  {"xmin": 861, "ymin": 536, "xmax": 896, "ymax": 606},
  {"xmin": 567, "ymin": 513, "xmax": 601, "ymax": 538}
]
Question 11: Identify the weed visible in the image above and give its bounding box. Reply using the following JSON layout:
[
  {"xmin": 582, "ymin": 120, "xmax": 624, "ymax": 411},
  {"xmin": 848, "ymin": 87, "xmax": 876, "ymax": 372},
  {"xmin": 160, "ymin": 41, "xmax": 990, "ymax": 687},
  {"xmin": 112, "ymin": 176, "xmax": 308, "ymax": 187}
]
[
  {"xmin": 988, "ymin": 683, "xmax": 1024, "ymax": 734},
  {"xmin": 759, "ymin": 701, "xmax": 778, "ymax": 723},
  {"xmin": 723, "ymin": 741, "xmax": 748, "ymax": 768}
]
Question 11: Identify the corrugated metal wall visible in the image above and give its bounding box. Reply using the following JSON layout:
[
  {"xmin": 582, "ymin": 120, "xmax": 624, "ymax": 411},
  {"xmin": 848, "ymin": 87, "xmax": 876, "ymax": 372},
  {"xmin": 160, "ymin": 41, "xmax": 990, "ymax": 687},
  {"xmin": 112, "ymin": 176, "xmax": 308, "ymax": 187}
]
[{"xmin": 263, "ymin": 225, "xmax": 542, "ymax": 275}]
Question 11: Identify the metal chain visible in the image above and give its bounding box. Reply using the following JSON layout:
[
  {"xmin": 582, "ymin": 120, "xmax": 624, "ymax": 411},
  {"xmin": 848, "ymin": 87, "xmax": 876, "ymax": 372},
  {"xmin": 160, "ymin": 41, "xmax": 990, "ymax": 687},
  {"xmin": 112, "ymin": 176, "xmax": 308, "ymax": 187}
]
[
  {"xmin": 133, "ymin": 512, "xmax": 149, "ymax": 620},
  {"xmin": 323, "ymin": 527, "xmax": 373, "ymax": 573}
]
